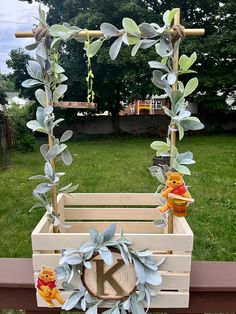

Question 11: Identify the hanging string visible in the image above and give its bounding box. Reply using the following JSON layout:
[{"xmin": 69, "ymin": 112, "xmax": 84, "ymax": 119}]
[{"xmin": 84, "ymin": 30, "xmax": 95, "ymax": 105}]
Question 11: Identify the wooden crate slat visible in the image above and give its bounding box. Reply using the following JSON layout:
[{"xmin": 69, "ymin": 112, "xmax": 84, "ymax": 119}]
[
  {"xmin": 63, "ymin": 193, "xmax": 162, "ymax": 206},
  {"xmin": 32, "ymin": 232, "xmax": 193, "ymax": 251},
  {"xmin": 33, "ymin": 252, "xmax": 191, "ymax": 272},
  {"xmin": 64, "ymin": 207, "xmax": 160, "ymax": 221},
  {"xmin": 36, "ymin": 291, "xmax": 189, "ymax": 308},
  {"xmin": 66, "ymin": 221, "xmax": 164, "ymax": 234},
  {"xmin": 34, "ymin": 271, "xmax": 189, "ymax": 291}
]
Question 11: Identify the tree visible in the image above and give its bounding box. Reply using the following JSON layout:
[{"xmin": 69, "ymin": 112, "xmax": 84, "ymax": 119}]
[
  {"xmin": 6, "ymin": 48, "xmax": 35, "ymax": 99},
  {"xmin": 20, "ymin": 0, "xmax": 236, "ymax": 114}
]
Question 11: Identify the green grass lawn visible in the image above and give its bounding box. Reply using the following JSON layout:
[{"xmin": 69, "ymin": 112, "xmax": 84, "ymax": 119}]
[{"xmin": 0, "ymin": 135, "xmax": 235, "ymax": 260}]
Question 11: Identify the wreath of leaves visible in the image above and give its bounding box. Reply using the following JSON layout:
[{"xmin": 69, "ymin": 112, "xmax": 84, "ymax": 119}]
[{"xmin": 55, "ymin": 224, "xmax": 165, "ymax": 313}]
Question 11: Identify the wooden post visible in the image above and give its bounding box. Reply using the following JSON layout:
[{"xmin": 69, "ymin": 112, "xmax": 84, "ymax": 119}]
[
  {"xmin": 168, "ymin": 8, "xmax": 181, "ymax": 234},
  {"xmin": 44, "ymin": 85, "xmax": 59, "ymax": 233}
]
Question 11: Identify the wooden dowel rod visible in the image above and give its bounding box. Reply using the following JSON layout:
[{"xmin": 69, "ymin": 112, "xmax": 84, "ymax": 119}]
[
  {"xmin": 45, "ymin": 86, "xmax": 59, "ymax": 234},
  {"xmin": 15, "ymin": 28, "xmax": 205, "ymax": 38},
  {"xmin": 168, "ymin": 8, "xmax": 181, "ymax": 235}
]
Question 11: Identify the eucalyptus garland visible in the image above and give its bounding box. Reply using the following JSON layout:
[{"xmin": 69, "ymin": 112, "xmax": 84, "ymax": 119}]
[{"xmin": 56, "ymin": 224, "xmax": 164, "ymax": 313}]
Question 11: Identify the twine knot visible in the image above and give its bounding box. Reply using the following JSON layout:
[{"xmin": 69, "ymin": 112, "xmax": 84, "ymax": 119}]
[
  {"xmin": 32, "ymin": 26, "xmax": 47, "ymax": 41},
  {"xmin": 171, "ymin": 24, "xmax": 185, "ymax": 43}
]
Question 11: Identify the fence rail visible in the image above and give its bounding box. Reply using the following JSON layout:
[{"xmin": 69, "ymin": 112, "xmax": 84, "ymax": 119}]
[{"xmin": 0, "ymin": 259, "xmax": 235, "ymax": 313}]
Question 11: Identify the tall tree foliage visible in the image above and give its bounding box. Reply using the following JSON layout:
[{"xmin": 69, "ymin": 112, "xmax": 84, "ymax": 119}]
[{"xmin": 19, "ymin": 0, "xmax": 236, "ymax": 114}]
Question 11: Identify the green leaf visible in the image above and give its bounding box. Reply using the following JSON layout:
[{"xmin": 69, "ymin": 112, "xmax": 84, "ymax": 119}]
[
  {"xmin": 167, "ymin": 8, "xmax": 178, "ymax": 26},
  {"xmin": 179, "ymin": 54, "xmax": 190, "ymax": 70},
  {"xmin": 90, "ymin": 40, "xmax": 103, "ymax": 57},
  {"xmin": 109, "ymin": 36, "xmax": 123, "ymax": 60},
  {"xmin": 100, "ymin": 23, "xmax": 120, "ymax": 37},
  {"xmin": 53, "ymin": 63, "xmax": 65, "ymax": 74},
  {"xmin": 150, "ymin": 141, "xmax": 170, "ymax": 155},
  {"xmin": 50, "ymin": 37, "xmax": 61, "ymax": 49},
  {"xmin": 35, "ymin": 89, "xmax": 46, "ymax": 107},
  {"xmin": 49, "ymin": 24, "xmax": 71, "ymax": 37},
  {"xmin": 60, "ymin": 130, "xmax": 73, "ymax": 143},
  {"xmin": 184, "ymin": 77, "xmax": 198, "ymax": 97},
  {"xmin": 122, "ymin": 18, "xmax": 141, "ymax": 36},
  {"xmin": 25, "ymin": 42, "xmax": 39, "ymax": 51}
]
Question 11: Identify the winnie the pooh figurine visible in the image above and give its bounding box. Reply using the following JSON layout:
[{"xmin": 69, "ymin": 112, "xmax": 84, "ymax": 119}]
[
  {"xmin": 36, "ymin": 265, "xmax": 64, "ymax": 307},
  {"xmin": 159, "ymin": 171, "xmax": 194, "ymax": 217}
]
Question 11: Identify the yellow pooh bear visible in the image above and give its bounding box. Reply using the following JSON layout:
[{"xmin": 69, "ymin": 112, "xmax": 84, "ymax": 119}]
[
  {"xmin": 36, "ymin": 265, "xmax": 64, "ymax": 307},
  {"xmin": 159, "ymin": 171, "xmax": 193, "ymax": 217}
]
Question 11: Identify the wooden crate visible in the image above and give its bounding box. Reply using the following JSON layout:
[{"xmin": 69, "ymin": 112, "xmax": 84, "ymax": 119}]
[{"xmin": 32, "ymin": 193, "xmax": 193, "ymax": 308}]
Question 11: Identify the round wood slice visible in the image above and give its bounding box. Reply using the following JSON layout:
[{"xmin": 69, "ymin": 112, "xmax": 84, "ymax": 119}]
[{"xmin": 82, "ymin": 251, "xmax": 136, "ymax": 301}]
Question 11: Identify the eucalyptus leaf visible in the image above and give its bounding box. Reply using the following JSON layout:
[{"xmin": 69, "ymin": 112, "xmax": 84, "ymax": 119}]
[
  {"xmin": 35, "ymin": 89, "xmax": 46, "ymax": 107},
  {"xmin": 27, "ymin": 120, "xmax": 47, "ymax": 134},
  {"xmin": 44, "ymin": 161, "xmax": 54, "ymax": 178},
  {"xmin": 36, "ymin": 106, "xmax": 45, "ymax": 126},
  {"xmin": 27, "ymin": 61, "xmax": 43, "ymax": 80},
  {"xmin": 184, "ymin": 77, "xmax": 198, "ymax": 97},
  {"xmin": 53, "ymin": 84, "xmax": 67, "ymax": 101},
  {"xmin": 152, "ymin": 70, "xmax": 169, "ymax": 90},
  {"xmin": 22, "ymin": 79, "xmax": 42, "ymax": 88},
  {"xmin": 99, "ymin": 248, "xmax": 113, "ymax": 266},
  {"xmin": 79, "ymin": 243, "xmax": 96, "ymax": 254},
  {"xmin": 100, "ymin": 23, "xmax": 120, "ymax": 37},
  {"xmin": 102, "ymin": 223, "xmax": 116, "ymax": 242},
  {"xmin": 35, "ymin": 182, "xmax": 53, "ymax": 193},
  {"xmin": 61, "ymin": 149, "xmax": 73, "ymax": 166},
  {"xmin": 145, "ymin": 269, "xmax": 162, "ymax": 285},
  {"xmin": 131, "ymin": 40, "xmax": 142, "ymax": 56},
  {"xmin": 174, "ymin": 164, "xmax": 191, "ymax": 175},
  {"xmin": 89, "ymin": 40, "xmax": 103, "ymax": 57},
  {"xmin": 133, "ymin": 258, "xmax": 145, "ymax": 284},
  {"xmin": 139, "ymin": 39, "xmax": 158, "ymax": 49},
  {"xmin": 60, "ymin": 130, "xmax": 73, "ymax": 142},
  {"xmin": 162, "ymin": 106, "xmax": 173, "ymax": 117},
  {"xmin": 29, "ymin": 175, "xmax": 46, "ymax": 180},
  {"xmin": 40, "ymin": 144, "xmax": 48, "ymax": 159},
  {"xmin": 167, "ymin": 8, "xmax": 178, "ymax": 26},
  {"xmin": 138, "ymin": 23, "xmax": 157, "ymax": 37},
  {"xmin": 122, "ymin": 17, "xmax": 141, "ymax": 36},
  {"xmin": 148, "ymin": 61, "xmax": 169, "ymax": 72},
  {"xmin": 156, "ymin": 167, "xmax": 166, "ymax": 185},
  {"xmin": 62, "ymin": 291, "xmax": 84, "ymax": 311},
  {"xmin": 109, "ymin": 36, "xmax": 123, "ymax": 60},
  {"xmin": 177, "ymin": 123, "xmax": 184, "ymax": 140},
  {"xmin": 181, "ymin": 116, "xmax": 204, "ymax": 130},
  {"xmin": 25, "ymin": 42, "xmax": 39, "ymax": 51},
  {"xmin": 36, "ymin": 41, "xmax": 47, "ymax": 60},
  {"xmin": 54, "ymin": 63, "xmax": 65, "ymax": 73},
  {"xmin": 167, "ymin": 72, "xmax": 176, "ymax": 84},
  {"xmin": 45, "ymin": 144, "xmax": 59, "ymax": 161},
  {"xmin": 49, "ymin": 24, "xmax": 71, "ymax": 37}
]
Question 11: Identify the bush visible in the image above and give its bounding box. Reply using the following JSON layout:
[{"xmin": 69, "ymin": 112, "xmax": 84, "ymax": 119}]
[{"xmin": 6, "ymin": 101, "xmax": 37, "ymax": 152}]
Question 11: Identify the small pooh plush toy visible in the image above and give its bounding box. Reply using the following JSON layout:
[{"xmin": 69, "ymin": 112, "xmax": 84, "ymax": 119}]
[
  {"xmin": 159, "ymin": 171, "xmax": 193, "ymax": 217},
  {"xmin": 36, "ymin": 265, "xmax": 64, "ymax": 307}
]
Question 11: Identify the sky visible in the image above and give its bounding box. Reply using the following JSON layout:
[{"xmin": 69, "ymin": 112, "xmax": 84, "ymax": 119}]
[{"xmin": 0, "ymin": 0, "xmax": 48, "ymax": 74}]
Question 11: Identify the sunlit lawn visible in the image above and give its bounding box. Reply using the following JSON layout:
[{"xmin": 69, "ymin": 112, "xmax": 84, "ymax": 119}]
[{"xmin": 0, "ymin": 135, "xmax": 235, "ymax": 260}]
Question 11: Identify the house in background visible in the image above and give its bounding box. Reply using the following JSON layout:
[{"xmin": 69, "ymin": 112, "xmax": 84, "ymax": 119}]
[{"xmin": 120, "ymin": 94, "xmax": 170, "ymax": 116}]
